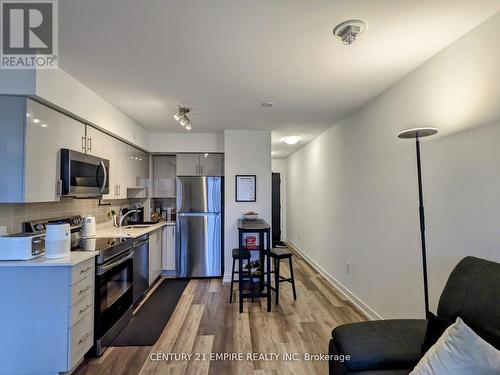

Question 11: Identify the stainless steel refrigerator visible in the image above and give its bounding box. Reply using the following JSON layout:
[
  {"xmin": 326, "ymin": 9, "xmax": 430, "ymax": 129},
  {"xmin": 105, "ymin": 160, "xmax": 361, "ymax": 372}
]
[{"xmin": 176, "ymin": 176, "xmax": 222, "ymax": 277}]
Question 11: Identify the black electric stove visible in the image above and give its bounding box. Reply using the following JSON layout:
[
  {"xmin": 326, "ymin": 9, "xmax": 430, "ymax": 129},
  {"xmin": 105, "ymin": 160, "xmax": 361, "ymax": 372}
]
[
  {"xmin": 76, "ymin": 236, "xmax": 133, "ymax": 265},
  {"xmin": 24, "ymin": 215, "xmax": 135, "ymax": 357}
]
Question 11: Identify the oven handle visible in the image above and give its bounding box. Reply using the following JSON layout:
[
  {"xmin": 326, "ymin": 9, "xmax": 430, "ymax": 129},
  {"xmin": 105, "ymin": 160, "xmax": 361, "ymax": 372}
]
[
  {"xmin": 97, "ymin": 250, "xmax": 134, "ymax": 275},
  {"xmin": 98, "ymin": 160, "xmax": 107, "ymax": 194}
]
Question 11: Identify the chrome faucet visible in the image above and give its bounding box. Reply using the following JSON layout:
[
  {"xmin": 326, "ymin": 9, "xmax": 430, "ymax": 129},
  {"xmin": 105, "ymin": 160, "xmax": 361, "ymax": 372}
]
[{"xmin": 119, "ymin": 209, "xmax": 139, "ymax": 227}]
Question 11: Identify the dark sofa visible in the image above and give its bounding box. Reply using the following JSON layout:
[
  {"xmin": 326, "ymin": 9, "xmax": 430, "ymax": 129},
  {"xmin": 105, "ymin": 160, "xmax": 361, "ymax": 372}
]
[{"xmin": 329, "ymin": 256, "xmax": 500, "ymax": 375}]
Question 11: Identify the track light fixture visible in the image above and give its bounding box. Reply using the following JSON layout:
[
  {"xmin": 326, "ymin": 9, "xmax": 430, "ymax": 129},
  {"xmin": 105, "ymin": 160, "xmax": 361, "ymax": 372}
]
[{"xmin": 173, "ymin": 105, "xmax": 192, "ymax": 130}]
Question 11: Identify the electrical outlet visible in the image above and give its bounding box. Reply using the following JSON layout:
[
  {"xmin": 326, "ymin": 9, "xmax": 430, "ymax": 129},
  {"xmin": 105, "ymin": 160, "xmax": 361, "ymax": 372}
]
[{"xmin": 346, "ymin": 262, "xmax": 351, "ymax": 274}]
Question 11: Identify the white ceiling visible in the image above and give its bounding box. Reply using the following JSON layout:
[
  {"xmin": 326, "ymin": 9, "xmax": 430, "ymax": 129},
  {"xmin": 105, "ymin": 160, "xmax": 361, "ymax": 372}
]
[{"xmin": 58, "ymin": 1, "xmax": 499, "ymax": 157}]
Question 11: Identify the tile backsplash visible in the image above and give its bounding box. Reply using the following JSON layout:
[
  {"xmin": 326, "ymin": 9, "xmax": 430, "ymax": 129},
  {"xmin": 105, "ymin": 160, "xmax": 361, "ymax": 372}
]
[{"xmin": 0, "ymin": 198, "xmax": 133, "ymax": 234}]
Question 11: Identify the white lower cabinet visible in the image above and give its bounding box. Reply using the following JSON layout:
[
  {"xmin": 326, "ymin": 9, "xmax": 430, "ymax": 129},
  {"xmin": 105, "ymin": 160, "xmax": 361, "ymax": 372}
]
[
  {"xmin": 149, "ymin": 229, "xmax": 162, "ymax": 285},
  {"xmin": 68, "ymin": 307, "xmax": 94, "ymax": 368},
  {"xmin": 0, "ymin": 255, "xmax": 96, "ymax": 375},
  {"xmin": 162, "ymin": 225, "xmax": 176, "ymax": 273}
]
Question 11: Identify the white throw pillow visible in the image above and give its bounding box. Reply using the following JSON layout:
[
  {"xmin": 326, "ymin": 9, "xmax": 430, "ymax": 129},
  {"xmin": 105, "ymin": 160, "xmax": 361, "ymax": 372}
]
[{"xmin": 410, "ymin": 317, "xmax": 500, "ymax": 375}]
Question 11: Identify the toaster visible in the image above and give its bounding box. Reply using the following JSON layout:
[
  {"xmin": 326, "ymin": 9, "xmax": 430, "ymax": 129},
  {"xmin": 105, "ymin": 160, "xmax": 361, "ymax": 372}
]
[{"xmin": 0, "ymin": 233, "xmax": 45, "ymax": 260}]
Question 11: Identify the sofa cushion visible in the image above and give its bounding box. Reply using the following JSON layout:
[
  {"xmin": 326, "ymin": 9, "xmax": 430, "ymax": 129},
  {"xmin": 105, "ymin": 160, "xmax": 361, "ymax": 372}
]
[
  {"xmin": 420, "ymin": 312, "xmax": 453, "ymax": 354},
  {"xmin": 410, "ymin": 317, "xmax": 500, "ymax": 375},
  {"xmin": 437, "ymin": 256, "xmax": 500, "ymax": 350},
  {"xmin": 332, "ymin": 319, "xmax": 426, "ymax": 372}
]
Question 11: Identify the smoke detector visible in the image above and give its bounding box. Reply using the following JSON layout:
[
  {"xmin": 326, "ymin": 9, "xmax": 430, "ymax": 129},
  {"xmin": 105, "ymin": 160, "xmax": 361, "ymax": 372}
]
[{"xmin": 333, "ymin": 20, "xmax": 366, "ymax": 45}]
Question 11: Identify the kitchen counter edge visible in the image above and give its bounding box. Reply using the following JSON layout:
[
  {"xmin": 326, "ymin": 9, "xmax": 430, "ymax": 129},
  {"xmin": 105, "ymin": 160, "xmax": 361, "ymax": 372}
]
[
  {"xmin": 0, "ymin": 251, "xmax": 99, "ymax": 267},
  {"xmin": 93, "ymin": 221, "xmax": 175, "ymax": 239}
]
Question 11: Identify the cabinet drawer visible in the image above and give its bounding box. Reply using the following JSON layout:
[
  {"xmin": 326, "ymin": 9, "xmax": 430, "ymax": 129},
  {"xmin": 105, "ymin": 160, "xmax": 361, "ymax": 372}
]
[
  {"xmin": 71, "ymin": 258, "xmax": 95, "ymax": 285},
  {"xmin": 71, "ymin": 275, "xmax": 94, "ymax": 305},
  {"xmin": 69, "ymin": 292, "xmax": 94, "ymax": 327},
  {"xmin": 68, "ymin": 309, "xmax": 93, "ymax": 369}
]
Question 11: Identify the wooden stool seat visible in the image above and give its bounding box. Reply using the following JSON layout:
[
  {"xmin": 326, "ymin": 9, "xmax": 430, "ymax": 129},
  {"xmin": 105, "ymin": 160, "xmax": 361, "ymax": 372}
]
[
  {"xmin": 229, "ymin": 248, "xmax": 255, "ymax": 305},
  {"xmin": 269, "ymin": 247, "xmax": 297, "ymax": 304},
  {"xmin": 232, "ymin": 248, "xmax": 251, "ymax": 259},
  {"xmin": 270, "ymin": 247, "xmax": 293, "ymax": 258}
]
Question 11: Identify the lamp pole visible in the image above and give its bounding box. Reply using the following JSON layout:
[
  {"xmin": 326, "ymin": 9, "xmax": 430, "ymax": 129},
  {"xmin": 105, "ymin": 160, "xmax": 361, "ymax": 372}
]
[{"xmin": 398, "ymin": 127, "xmax": 438, "ymax": 319}]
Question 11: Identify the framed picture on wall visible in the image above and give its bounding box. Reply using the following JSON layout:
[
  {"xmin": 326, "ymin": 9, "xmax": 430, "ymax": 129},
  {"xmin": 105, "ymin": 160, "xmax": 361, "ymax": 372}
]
[{"xmin": 235, "ymin": 175, "xmax": 256, "ymax": 202}]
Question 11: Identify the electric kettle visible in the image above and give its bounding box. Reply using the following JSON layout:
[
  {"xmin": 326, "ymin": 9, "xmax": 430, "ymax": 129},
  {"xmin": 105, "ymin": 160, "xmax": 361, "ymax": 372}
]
[{"xmin": 81, "ymin": 216, "xmax": 97, "ymax": 237}]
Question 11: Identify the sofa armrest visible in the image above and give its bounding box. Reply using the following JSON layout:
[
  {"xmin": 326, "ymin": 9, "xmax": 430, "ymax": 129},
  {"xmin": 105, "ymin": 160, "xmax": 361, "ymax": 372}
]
[{"xmin": 330, "ymin": 320, "xmax": 426, "ymax": 373}]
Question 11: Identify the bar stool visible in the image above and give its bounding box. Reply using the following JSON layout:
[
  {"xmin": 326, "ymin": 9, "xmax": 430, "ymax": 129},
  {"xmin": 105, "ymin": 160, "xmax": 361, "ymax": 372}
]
[
  {"xmin": 270, "ymin": 248, "xmax": 297, "ymax": 304},
  {"xmin": 229, "ymin": 248, "xmax": 255, "ymax": 305}
]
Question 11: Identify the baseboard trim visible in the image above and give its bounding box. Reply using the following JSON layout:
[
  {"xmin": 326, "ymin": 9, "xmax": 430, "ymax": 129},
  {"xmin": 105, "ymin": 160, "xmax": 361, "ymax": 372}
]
[{"xmin": 286, "ymin": 241, "xmax": 383, "ymax": 321}]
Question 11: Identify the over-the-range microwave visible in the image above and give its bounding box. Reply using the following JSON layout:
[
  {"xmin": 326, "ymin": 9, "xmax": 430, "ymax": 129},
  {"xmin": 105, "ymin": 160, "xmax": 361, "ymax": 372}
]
[{"xmin": 60, "ymin": 149, "xmax": 110, "ymax": 198}]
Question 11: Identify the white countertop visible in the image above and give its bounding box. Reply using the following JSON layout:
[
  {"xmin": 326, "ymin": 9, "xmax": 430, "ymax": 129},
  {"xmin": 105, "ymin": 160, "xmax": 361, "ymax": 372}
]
[
  {"xmin": 0, "ymin": 251, "xmax": 98, "ymax": 267},
  {"xmin": 94, "ymin": 221, "xmax": 175, "ymax": 238}
]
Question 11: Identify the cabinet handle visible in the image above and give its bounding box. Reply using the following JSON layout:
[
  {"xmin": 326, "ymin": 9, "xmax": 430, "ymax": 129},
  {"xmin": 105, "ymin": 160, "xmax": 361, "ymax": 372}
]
[
  {"xmin": 81, "ymin": 136, "xmax": 86, "ymax": 153},
  {"xmin": 80, "ymin": 266, "xmax": 92, "ymax": 274},
  {"xmin": 200, "ymin": 165, "xmax": 203, "ymax": 175},
  {"xmin": 56, "ymin": 180, "xmax": 62, "ymax": 196},
  {"xmin": 136, "ymin": 176, "xmax": 139, "ymax": 187},
  {"xmin": 87, "ymin": 137, "xmax": 92, "ymax": 152},
  {"xmin": 79, "ymin": 331, "xmax": 92, "ymax": 345},
  {"xmin": 79, "ymin": 304, "xmax": 92, "ymax": 315},
  {"xmin": 79, "ymin": 285, "xmax": 92, "ymax": 295}
]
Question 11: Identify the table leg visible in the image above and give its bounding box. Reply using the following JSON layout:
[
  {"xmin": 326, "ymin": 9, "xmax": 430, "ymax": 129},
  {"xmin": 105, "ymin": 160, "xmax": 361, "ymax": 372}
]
[
  {"xmin": 239, "ymin": 256, "xmax": 243, "ymax": 313},
  {"xmin": 266, "ymin": 230, "xmax": 271, "ymax": 312},
  {"xmin": 259, "ymin": 232, "xmax": 264, "ymax": 290}
]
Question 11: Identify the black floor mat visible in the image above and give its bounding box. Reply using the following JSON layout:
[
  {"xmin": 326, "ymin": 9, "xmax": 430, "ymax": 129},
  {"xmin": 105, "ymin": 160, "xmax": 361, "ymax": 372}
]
[{"xmin": 111, "ymin": 278, "xmax": 189, "ymax": 347}]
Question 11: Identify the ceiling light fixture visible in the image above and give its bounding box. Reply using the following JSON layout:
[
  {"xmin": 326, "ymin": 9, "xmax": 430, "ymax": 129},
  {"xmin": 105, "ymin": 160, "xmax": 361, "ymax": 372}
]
[
  {"xmin": 174, "ymin": 105, "xmax": 192, "ymax": 130},
  {"xmin": 333, "ymin": 20, "xmax": 366, "ymax": 45},
  {"xmin": 282, "ymin": 136, "xmax": 301, "ymax": 145}
]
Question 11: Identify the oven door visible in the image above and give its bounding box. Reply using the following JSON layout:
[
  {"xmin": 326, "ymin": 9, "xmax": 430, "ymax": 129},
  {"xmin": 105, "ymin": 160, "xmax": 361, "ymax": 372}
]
[
  {"xmin": 61, "ymin": 149, "xmax": 110, "ymax": 197},
  {"xmin": 94, "ymin": 249, "xmax": 133, "ymax": 346}
]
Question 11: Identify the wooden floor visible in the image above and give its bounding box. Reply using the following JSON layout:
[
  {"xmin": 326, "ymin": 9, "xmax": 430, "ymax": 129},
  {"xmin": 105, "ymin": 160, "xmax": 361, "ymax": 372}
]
[{"xmin": 74, "ymin": 249, "xmax": 365, "ymax": 375}]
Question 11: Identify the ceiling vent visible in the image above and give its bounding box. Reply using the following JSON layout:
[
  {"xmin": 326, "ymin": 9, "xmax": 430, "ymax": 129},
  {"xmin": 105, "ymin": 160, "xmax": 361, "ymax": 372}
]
[{"xmin": 333, "ymin": 20, "xmax": 366, "ymax": 45}]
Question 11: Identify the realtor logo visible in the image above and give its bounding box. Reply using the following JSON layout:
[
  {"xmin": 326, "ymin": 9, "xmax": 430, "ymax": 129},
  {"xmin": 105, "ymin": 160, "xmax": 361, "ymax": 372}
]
[{"xmin": 1, "ymin": 0, "xmax": 58, "ymax": 69}]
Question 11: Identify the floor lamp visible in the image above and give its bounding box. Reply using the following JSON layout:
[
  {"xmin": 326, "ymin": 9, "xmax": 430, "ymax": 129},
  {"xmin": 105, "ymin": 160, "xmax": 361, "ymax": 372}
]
[{"xmin": 398, "ymin": 127, "xmax": 438, "ymax": 318}]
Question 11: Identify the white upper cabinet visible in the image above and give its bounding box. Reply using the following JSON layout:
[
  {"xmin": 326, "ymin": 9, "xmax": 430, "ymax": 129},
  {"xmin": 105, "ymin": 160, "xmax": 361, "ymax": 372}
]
[
  {"xmin": 176, "ymin": 153, "xmax": 223, "ymax": 176},
  {"xmin": 0, "ymin": 96, "xmax": 151, "ymax": 202},
  {"xmin": 152, "ymin": 155, "xmax": 176, "ymax": 198},
  {"xmin": 200, "ymin": 153, "xmax": 223, "ymax": 176},
  {"xmin": 127, "ymin": 145, "xmax": 149, "ymax": 189},
  {"xmin": 114, "ymin": 139, "xmax": 129, "ymax": 199},
  {"xmin": 25, "ymin": 99, "xmax": 87, "ymax": 202},
  {"xmin": 0, "ymin": 96, "xmax": 89, "ymax": 203},
  {"xmin": 176, "ymin": 153, "xmax": 200, "ymax": 176}
]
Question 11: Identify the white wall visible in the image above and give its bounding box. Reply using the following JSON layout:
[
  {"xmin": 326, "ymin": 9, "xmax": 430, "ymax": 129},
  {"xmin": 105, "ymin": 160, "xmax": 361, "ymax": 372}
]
[
  {"xmin": 0, "ymin": 70, "xmax": 36, "ymax": 95},
  {"xmin": 272, "ymin": 159, "xmax": 287, "ymax": 240},
  {"xmin": 223, "ymin": 130, "xmax": 272, "ymax": 281},
  {"xmin": 286, "ymin": 13, "xmax": 500, "ymax": 319},
  {"xmin": 148, "ymin": 132, "xmax": 224, "ymax": 153}
]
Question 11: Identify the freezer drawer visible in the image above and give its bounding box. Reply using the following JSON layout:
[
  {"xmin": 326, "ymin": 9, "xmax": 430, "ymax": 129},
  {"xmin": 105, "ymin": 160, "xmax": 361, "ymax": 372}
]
[
  {"xmin": 177, "ymin": 176, "xmax": 222, "ymax": 213},
  {"xmin": 176, "ymin": 213, "xmax": 221, "ymax": 277}
]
